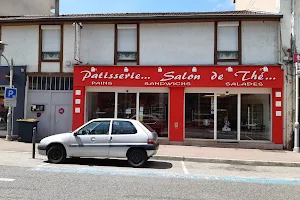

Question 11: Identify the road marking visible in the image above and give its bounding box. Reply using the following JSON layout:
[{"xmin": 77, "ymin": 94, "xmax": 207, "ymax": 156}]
[
  {"xmin": 36, "ymin": 163, "xmax": 50, "ymax": 167},
  {"xmin": 0, "ymin": 151, "xmax": 31, "ymax": 154},
  {"xmin": 31, "ymin": 166, "xmax": 300, "ymax": 185},
  {"xmin": 0, "ymin": 178, "xmax": 15, "ymax": 182},
  {"xmin": 181, "ymin": 161, "xmax": 189, "ymax": 175},
  {"xmin": 0, "ymin": 151, "xmax": 17, "ymax": 153}
]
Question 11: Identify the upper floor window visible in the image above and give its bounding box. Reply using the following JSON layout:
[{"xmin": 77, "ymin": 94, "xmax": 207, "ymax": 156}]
[
  {"xmin": 115, "ymin": 24, "xmax": 139, "ymax": 64},
  {"xmin": 216, "ymin": 21, "xmax": 241, "ymax": 64},
  {"xmin": 41, "ymin": 25, "xmax": 61, "ymax": 61}
]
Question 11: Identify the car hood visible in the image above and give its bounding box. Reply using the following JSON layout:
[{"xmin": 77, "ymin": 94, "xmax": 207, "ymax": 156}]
[{"xmin": 40, "ymin": 132, "xmax": 72, "ymax": 144}]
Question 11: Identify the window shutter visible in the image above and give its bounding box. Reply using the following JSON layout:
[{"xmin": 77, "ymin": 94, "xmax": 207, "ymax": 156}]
[
  {"xmin": 217, "ymin": 26, "xmax": 238, "ymax": 51},
  {"xmin": 117, "ymin": 28, "xmax": 137, "ymax": 52},
  {"xmin": 42, "ymin": 29, "xmax": 61, "ymax": 52}
]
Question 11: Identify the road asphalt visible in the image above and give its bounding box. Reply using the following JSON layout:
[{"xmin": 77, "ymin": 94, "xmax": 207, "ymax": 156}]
[{"xmin": 1, "ymin": 151, "xmax": 300, "ymax": 199}]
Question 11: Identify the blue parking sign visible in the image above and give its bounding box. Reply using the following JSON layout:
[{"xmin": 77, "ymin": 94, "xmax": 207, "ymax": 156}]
[{"xmin": 5, "ymin": 87, "xmax": 17, "ymax": 99}]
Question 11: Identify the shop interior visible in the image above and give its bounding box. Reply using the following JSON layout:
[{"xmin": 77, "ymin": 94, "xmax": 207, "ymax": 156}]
[
  {"xmin": 86, "ymin": 92, "xmax": 169, "ymax": 137},
  {"xmin": 185, "ymin": 93, "xmax": 271, "ymax": 141}
]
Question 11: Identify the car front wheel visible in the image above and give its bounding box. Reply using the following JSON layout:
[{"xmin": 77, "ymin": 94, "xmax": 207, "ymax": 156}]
[
  {"xmin": 47, "ymin": 145, "xmax": 66, "ymax": 164},
  {"xmin": 127, "ymin": 149, "xmax": 147, "ymax": 168}
]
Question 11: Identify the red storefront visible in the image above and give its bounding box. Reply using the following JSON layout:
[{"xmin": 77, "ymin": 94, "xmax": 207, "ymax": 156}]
[{"xmin": 73, "ymin": 65, "xmax": 283, "ymax": 146}]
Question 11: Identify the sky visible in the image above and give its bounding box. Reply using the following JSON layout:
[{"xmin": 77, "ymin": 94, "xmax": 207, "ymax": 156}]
[{"xmin": 60, "ymin": 0, "xmax": 236, "ymax": 14}]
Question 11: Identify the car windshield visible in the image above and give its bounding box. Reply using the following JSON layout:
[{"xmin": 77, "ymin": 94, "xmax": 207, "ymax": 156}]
[{"xmin": 140, "ymin": 121, "xmax": 155, "ymax": 132}]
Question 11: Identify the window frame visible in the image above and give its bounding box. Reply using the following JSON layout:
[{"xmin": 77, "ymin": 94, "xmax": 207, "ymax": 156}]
[
  {"xmin": 214, "ymin": 21, "xmax": 242, "ymax": 65},
  {"xmin": 40, "ymin": 25, "xmax": 62, "ymax": 62},
  {"xmin": 77, "ymin": 120, "xmax": 111, "ymax": 135},
  {"xmin": 114, "ymin": 24, "xmax": 140, "ymax": 65},
  {"xmin": 111, "ymin": 120, "xmax": 138, "ymax": 135}
]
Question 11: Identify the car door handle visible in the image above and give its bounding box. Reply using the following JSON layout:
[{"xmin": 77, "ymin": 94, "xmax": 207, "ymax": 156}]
[{"xmin": 91, "ymin": 137, "xmax": 96, "ymax": 142}]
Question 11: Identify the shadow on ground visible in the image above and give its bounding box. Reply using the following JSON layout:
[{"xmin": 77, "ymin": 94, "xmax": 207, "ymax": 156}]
[{"xmin": 45, "ymin": 158, "xmax": 173, "ymax": 169}]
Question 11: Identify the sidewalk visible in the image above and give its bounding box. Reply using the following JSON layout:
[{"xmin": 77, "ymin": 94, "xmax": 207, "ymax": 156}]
[{"xmin": 1, "ymin": 138, "xmax": 300, "ymax": 167}]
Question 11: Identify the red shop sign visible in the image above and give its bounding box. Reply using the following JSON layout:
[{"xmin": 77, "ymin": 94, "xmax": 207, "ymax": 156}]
[{"xmin": 74, "ymin": 65, "xmax": 283, "ymax": 88}]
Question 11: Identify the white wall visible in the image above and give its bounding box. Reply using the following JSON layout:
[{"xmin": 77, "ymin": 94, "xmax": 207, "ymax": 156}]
[
  {"xmin": 242, "ymin": 21, "xmax": 278, "ymax": 64},
  {"xmin": 140, "ymin": 23, "xmax": 214, "ymax": 65},
  {"xmin": 1, "ymin": 26, "xmax": 39, "ymax": 72},
  {"xmin": 41, "ymin": 62, "xmax": 60, "ymax": 72},
  {"xmin": 0, "ymin": 0, "xmax": 55, "ymax": 16},
  {"xmin": 63, "ymin": 24, "xmax": 75, "ymax": 73},
  {"xmin": 80, "ymin": 24, "xmax": 114, "ymax": 66}
]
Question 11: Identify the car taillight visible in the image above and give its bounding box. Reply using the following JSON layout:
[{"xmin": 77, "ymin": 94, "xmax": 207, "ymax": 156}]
[{"xmin": 147, "ymin": 139, "xmax": 156, "ymax": 144}]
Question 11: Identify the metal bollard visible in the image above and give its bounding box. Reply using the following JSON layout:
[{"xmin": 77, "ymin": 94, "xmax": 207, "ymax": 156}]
[{"xmin": 32, "ymin": 127, "xmax": 36, "ymax": 159}]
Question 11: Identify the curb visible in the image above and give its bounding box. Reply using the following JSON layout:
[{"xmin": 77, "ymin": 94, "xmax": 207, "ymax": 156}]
[{"xmin": 153, "ymin": 155, "xmax": 300, "ymax": 167}]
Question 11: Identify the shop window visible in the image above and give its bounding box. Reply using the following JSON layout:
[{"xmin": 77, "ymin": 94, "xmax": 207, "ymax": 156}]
[
  {"xmin": 41, "ymin": 25, "xmax": 61, "ymax": 61},
  {"xmin": 29, "ymin": 76, "xmax": 73, "ymax": 91},
  {"xmin": 241, "ymin": 94, "xmax": 271, "ymax": 141},
  {"xmin": 139, "ymin": 93, "xmax": 169, "ymax": 138},
  {"xmin": 185, "ymin": 93, "xmax": 214, "ymax": 139},
  {"xmin": 115, "ymin": 24, "xmax": 138, "ymax": 63},
  {"xmin": 217, "ymin": 94, "xmax": 238, "ymax": 140},
  {"xmin": 0, "ymin": 87, "xmax": 8, "ymax": 131},
  {"xmin": 117, "ymin": 93, "xmax": 137, "ymax": 119},
  {"xmin": 86, "ymin": 92, "xmax": 115, "ymax": 121},
  {"xmin": 216, "ymin": 22, "xmax": 240, "ymax": 64}
]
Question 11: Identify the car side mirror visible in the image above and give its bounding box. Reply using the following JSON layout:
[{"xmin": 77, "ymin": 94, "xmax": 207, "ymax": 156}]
[{"xmin": 73, "ymin": 132, "xmax": 79, "ymax": 136}]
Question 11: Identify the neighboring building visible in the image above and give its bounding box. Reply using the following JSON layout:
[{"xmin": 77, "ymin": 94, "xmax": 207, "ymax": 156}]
[
  {"xmin": 233, "ymin": 0, "xmax": 280, "ymax": 13},
  {"xmin": 234, "ymin": 0, "xmax": 300, "ymax": 150},
  {"xmin": 0, "ymin": 0, "xmax": 56, "ymax": 16},
  {"xmin": 0, "ymin": 11, "xmax": 285, "ymax": 149}
]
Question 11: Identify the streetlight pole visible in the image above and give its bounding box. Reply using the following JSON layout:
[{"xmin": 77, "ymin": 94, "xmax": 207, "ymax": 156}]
[{"xmin": 0, "ymin": 41, "xmax": 14, "ymax": 141}]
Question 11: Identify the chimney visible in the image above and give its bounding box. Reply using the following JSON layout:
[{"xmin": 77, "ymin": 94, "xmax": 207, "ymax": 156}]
[{"xmin": 55, "ymin": 0, "xmax": 60, "ymax": 16}]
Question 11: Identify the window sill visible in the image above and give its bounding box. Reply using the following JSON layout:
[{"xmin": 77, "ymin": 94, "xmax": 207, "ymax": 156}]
[
  {"xmin": 217, "ymin": 59, "xmax": 239, "ymax": 62},
  {"xmin": 117, "ymin": 60, "xmax": 137, "ymax": 62},
  {"xmin": 41, "ymin": 60, "xmax": 61, "ymax": 62}
]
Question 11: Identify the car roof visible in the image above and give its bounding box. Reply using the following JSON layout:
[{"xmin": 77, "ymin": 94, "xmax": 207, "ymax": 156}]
[{"xmin": 90, "ymin": 118, "xmax": 138, "ymax": 122}]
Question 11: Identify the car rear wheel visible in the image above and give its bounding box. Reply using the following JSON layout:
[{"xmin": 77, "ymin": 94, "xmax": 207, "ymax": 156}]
[
  {"xmin": 47, "ymin": 145, "xmax": 66, "ymax": 164},
  {"xmin": 127, "ymin": 149, "xmax": 147, "ymax": 168}
]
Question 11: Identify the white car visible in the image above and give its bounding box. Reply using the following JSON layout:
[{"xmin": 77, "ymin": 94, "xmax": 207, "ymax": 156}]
[{"xmin": 38, "ymin": 118, "xmax": 159, "ymax": 167}]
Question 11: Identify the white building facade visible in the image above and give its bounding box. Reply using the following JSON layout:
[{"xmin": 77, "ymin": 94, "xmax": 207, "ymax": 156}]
[{"xmin": 0, "ymin": 11, "xmax": 285, "ymax": 149}]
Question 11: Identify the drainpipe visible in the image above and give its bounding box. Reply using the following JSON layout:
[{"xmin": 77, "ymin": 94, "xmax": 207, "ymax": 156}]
[
  {"xmin": 292, "ymin": 0, "xmax": 299, "ymax": 152},
  {"xmin": 55, "ymin": 0, "xmax": 60, "ymax": 17}
]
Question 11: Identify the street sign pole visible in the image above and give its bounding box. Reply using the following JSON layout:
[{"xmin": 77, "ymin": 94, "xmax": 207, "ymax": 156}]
[{"xmin": 5, "ymin": 59, "xmax": 14, "ymax": 141}]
